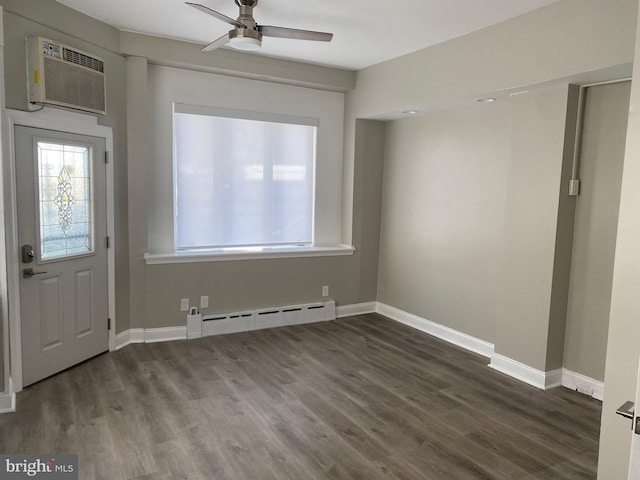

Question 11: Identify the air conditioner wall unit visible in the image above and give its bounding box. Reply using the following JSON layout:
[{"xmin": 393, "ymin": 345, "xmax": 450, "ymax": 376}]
[{"xmin": 27, "ymin": 36, "xmax": 106, "ymax": 115}]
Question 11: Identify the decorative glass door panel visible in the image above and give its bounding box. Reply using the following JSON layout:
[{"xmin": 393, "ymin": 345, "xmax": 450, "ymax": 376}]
[{"xmin": 37, "ymin": 141, "xmax": 94, "ymax": 261}]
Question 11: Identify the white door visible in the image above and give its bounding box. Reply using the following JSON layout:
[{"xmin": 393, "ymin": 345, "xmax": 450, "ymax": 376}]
[{"xmin": 15, "ymin": 126, "xmax": 109, "ymax": 387}]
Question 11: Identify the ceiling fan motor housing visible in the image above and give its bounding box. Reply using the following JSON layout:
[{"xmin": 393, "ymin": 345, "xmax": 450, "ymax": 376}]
[
  {"xmin": 229, "ymin": 27, "xmax": 262, "ymax": 43},
  {"xmin": 233, "ymin": 0, "xmax": 262, "ymax": 41}
]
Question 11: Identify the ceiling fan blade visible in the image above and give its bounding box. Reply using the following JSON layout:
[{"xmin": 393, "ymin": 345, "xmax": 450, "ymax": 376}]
[
  {"xmin": 186, "ymin": 2, "xmax": 246, "ymax": 28},
  {"xmin": 201, "ymin": 33, "xmax": 231, "ymax": 52},
  {"xmin": 258, "ymin": 25, "xmax": 333, "ymax": 42}
]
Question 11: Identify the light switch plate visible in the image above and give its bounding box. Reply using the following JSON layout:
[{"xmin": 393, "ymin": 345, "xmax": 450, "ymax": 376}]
[{"xmin": 200, "ymin": 296, "xmax": 209, "ymax": 308}]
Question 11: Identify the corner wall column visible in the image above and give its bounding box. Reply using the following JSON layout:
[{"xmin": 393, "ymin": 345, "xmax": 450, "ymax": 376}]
[
  {"xmin": 126, "ymin": 56, "xmax": 149, "ymax": 330},
  {"xmin": 492, "ymin": 84, "xmax": 580, "ymax": 386}
]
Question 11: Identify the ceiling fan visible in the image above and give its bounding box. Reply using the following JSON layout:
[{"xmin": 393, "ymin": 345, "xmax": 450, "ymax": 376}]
[{"xmin": 187, "ymin": 0, "xmax": 334, "ymax": 52}]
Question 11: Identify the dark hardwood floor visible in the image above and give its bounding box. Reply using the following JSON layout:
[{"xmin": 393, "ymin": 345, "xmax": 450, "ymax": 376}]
[{"xmin": 0, "ymin": 314, "xmax": 601, "ymax": 479}]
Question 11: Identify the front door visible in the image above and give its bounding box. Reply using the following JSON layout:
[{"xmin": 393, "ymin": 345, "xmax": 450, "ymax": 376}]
[{"xmin": 15, "ymin": 126, "xmax": 109, "ymax": 387}]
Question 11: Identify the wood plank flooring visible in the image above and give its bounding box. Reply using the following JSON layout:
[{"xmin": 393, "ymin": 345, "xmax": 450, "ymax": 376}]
[{"xmin": 0, "ymin": 314, "xmax": 601, "ymax": 479}]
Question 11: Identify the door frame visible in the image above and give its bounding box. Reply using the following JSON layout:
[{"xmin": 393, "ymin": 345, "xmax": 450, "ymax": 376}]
[{"xmin": 3, "ymin": 107, "xmax": 116, "ymax": 394}]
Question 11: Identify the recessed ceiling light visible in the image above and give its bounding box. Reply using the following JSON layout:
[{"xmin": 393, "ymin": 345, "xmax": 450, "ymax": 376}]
[
  {"xmin": 402, "ymin": 110, "xmax": 418, "ymax": 115},
  {"xmin": 476, "ymin": 97, "xmax": 497, "ymax": 103}
]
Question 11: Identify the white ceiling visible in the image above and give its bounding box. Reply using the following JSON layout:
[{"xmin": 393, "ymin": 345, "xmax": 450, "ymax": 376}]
[{"xmin": 56, "ymin": 0, "xmax": 560, "ymax": 70}]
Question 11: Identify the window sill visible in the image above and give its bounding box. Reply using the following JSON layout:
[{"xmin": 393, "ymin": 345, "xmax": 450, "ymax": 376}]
[{"xmin": 144, "ymin": 244, "xmax": 356, "ymax": 265}]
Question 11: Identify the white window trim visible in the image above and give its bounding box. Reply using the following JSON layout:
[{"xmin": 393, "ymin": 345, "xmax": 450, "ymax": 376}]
[
  {"xmin": 174, "ymin": 103, "xmax": 319, "ymax": 127},
  {"xmin": 144, "ymin": 244, "xmax": 355, "ymax": 265}
]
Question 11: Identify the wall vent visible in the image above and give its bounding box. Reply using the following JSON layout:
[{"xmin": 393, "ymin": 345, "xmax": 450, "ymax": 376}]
[
  {"xmin": 27, "ymin": 37, "xmax": 106, "ymax": 115},
  {"xmin": 187, "ymin": 301, "xmax": 336, "ymax": 339}
]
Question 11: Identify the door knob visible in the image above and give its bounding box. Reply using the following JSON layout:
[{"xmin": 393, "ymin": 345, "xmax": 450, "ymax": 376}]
[
  {"xmin": 23, "ymin": 268, "xmax": 47, "ymax": 278},
  {"xmin": 616, "ymin": 401, "xmax": 634, "ymax": 420},
  {"xmin": 615, "ymin": 401, "xmax": 640, "ymax": 434}
]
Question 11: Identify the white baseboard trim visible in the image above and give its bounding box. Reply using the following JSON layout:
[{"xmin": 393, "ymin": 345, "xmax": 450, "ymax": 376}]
[
  {"xmin": 562, "ymin": 368, "xmax": 604, "ymax": 401},
  {"xmin": 129, "ymin": 329, "xmax": 145, "ymax": 343},
  {"xmin": 489, "ymin": 353, "xmax": 562, "ymax": 390},
  {"xmin": 144, "ymin": 326, "xmax": 187, "ymax": 343},
  {"xmin": 0, "ymin": 391, "xmax": 15, "ymax": 413},
  {"xmin": 376, "ymin": 302, "xmax": 494, "ymax": 358},
  {"xmin": 546, "ymin": 368, "xmax": 564, "ymax": 389},
  {"xmin": 114, "ymin": 330, "xmax": 132, "ymax": 350},
  {"xmin": 375, "ymin": 302, "xmax": 567, "ymax": 391},
  {"xmin": 0, "ymin": 378, "xmax": 16, "ymax": 413},
  {"xmin": 336, "ymin": 302, "xmax": 378, "ymax": 318},
  {"xmin": 114, "ymin": 327, "xmax": 186, "ymax": 350}
]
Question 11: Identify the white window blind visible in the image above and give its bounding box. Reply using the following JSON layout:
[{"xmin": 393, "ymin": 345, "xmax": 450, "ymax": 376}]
[{"xmin": 173, "ymin": 104, "xmax": 317, "ymax": 250}]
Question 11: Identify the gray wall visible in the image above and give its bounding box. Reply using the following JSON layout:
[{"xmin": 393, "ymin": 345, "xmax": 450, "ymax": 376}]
[
  {"xmin": 128, "ymin": 63, "xmax": 382, "ymax": 329},
  {"xmin": 563, "ymin": 82, "xmax": 630, "ymax": 382},
  {"xmin": 349, "ymin": 2, "xmax": 638, "ymax": 475},
  {"xmin": 0, "ymin": 1, "xmax": 379, "ymax": 340},
  {"xmin": 494, "ymin": 85, "xmax": 578, "ymax": 372},
  {"xmin": 0, "ymin": 298, "xmax": 3, "ymax": 389},
  {"xmin": 0, "ymin": 0, "xmax": 130, "ymax": 334},
  {"xmin": 378, "ymin": 101, "xmax": 510, "ymax": 343},
  {"xmin": 345, "ymin": 0, "xmax": 636, "ymax": 120},
  {"xmin": 0, "ymin": 2, "xmax": 130, "ymax": 389},
  {"xmin": 353, "ymin": 120, "xmax": 386, "ymax": 301},
  {"xmin": 1, "ymin": 5, "xmax": 639, "ymax": 477},
  {"xmin": 358, "ymin": 0, "xmax": 637, "ymax": 376},
  {"xmin": 344, "ymin": 0, "xmax": 637, "ymax": 245},
  {"xmin": 126, "ymin": 56, "xmax": 149, "ymax": 334}
]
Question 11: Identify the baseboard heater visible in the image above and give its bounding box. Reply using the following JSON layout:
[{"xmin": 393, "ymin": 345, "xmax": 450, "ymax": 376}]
[{"xmin": 187, "ymin": 300, "xmax": 336, "ymax": 339}]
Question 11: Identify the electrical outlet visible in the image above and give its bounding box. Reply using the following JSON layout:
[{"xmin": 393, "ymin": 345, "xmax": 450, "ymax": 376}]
[
  {"xmin": 322, "ymin": 285, "xmax": 329, "ymax": 297},
  {"xmin": 200, "ymin": 296, "xmax": 209, "ymax": 308},
  {"xmin": 180, "ymin": 298, "xmax": 189, "ymax": 311}
]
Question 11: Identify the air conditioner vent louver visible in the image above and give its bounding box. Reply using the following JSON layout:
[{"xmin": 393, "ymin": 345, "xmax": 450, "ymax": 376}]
[
  {"xmin": 27, "ymin": 36, "xmax": 106, "ymax": 115},
  {"xmin": 43, "ymin": 57, "xmax": 106, "ymax": 113},
  {"xmin": 63, "ymin": 48, "xmax": 104, "ymax": 73}
]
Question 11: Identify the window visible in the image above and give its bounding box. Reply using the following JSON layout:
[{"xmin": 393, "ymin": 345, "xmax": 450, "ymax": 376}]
[
  {"xmin": 173, "ymin": 105, "xmax": 318, "ymax": 250},
  {"xmin": 144, "ymin": 67, "xmax": 351, "ymax": 263}
]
